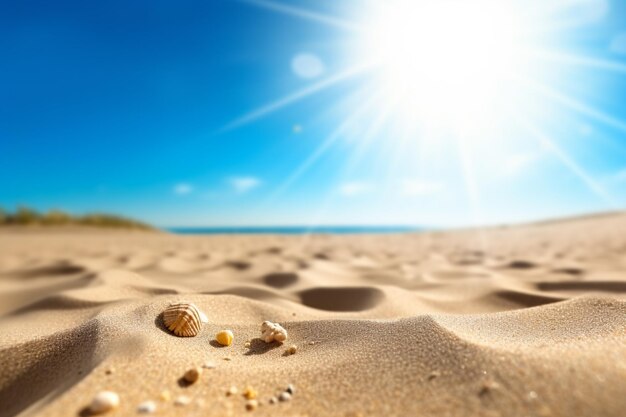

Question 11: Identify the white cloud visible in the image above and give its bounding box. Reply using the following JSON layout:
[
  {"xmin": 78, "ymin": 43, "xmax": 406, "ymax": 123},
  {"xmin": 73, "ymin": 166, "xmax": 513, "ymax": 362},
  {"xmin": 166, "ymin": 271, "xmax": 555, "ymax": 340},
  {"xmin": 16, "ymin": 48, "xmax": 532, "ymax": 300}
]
[
  {"xmin": 173, "ymin": 183, "xmax": 193, "ymax": 195},
  {"xmin": 338, "ymin": 181, "xmax": 372, "ymax": 197},
  {"xmin": 610, "ymin": 32, "xmax": 626, "ymax": 55},
  {"xmin": 400, "ymin": 179, "xmax": 442, "ymax": 196},
  {"xmin": 291, "ymin": 53, "xmax": 325, "ymax": 79},
  {"xmin": 230, "ymin": 177, "xmax": 261, "ymax": 193}
]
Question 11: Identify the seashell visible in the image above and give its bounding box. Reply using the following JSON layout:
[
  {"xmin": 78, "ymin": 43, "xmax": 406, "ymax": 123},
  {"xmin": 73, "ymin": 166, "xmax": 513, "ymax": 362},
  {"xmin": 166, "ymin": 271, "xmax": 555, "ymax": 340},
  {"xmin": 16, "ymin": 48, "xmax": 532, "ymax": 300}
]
[
  {"xmin": 162, "ymin": 303, "xmax": 207, "ymax": 337},
  {"xmin": 216, "ymin": 330, "xmax": 234, "ymax": 346},
  {"xmin": 174, "ymin": 395, "xmax": 191, "ymax": 406},
  {"xmin": 261, "ymin": 320, "xmax": 288, "ymax": 343},
  {"xmin": 137, "ymin": 400, "xmax": 157, "ymax": 414},
  {"xmin": 89, "ymin": 391, "xmax": 120, "ymax": 414}
]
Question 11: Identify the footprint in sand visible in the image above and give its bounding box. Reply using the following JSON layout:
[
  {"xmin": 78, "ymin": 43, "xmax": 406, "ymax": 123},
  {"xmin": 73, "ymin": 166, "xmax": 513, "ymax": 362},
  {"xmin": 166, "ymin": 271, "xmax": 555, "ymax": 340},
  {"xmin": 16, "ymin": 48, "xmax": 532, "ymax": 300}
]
[
  {"xmin": 298, "ymin": 287, "xmax": 384, "ymax": 312},
  {"xmin": 263, "ymin": 272, "xmax": 299, "ymax": 288}
]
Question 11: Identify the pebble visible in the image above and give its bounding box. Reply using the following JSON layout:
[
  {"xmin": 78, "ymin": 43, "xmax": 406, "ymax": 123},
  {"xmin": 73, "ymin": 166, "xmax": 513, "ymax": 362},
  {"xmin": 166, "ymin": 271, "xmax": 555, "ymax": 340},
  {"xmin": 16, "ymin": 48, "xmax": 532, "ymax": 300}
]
[
  {"xmin": 286, "ymin": 384, "xmax": 295, "ymax": 395},
  {"xmin": 286, "ymin": 345, "xmax": 297, "ymax": 355},
  {"xmin": 278, "ymin": 392, "xmax": 292, "ymax": 402},
  {"xmin": 184, "ymin": 367, "xmax": 202, "ymax": 384},
  {"xmin": 479, "ymin": 379, "xmax": 500, "ymax": 396},
  {"xmin": 174, "ymin": 396, "xmax": 191, "ymax": 407},
  {"xmin": 202, "ymin": 361, "xmax": 216, "ymax": 369},
  {"xmin": 268, "ymin": 396, "xmax": 278, "ymax": 405},
  {"xmin": 243, "ymin": 386, "xmax": 258, "ymax": 400},
  {"xmin": 216, "ymin": 330, "xmax": 234, "ymax": 346},
  {"xmin": 104, "ymin": 368, "xmax": 114, "ymax": 375},
  {"xmin": 226, "ymin": 386, "xmax": 238, "ymax": 396},
  {"xmin": 89, "ymin": 391, "xmax": 120, "ymax": 414},
  {"xmin": 159, "ymin": 390, "xmax": 171, "ymax": 402},
  {"xmin": 137, "ymin": 401, "xmax": 156, "ymax": 414},
  {"xmin": 427, "ymin": 370, "xmax": 441, "ymax": 381},
  {"xmin": 245, "ymin": 399, "xmax": 259, "ymax": 411},
  {"xmin": 244, "ymin": 341, "xmax": 251, "ymax": 348}
]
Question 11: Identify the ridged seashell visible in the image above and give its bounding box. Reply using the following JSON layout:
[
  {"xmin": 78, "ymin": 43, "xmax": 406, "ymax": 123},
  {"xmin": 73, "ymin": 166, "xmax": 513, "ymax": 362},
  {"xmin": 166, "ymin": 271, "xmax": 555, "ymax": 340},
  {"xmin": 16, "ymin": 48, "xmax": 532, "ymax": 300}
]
[{"xmin": 162, "ymin": 303, "xmax": 208, "ymax": 337}]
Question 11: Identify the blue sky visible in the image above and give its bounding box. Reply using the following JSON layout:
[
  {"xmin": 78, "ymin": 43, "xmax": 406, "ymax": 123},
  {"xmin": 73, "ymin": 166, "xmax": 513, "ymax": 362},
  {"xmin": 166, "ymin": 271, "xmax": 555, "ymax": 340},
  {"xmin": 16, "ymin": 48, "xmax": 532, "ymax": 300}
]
[{"xmin": 1, "ymin": 0, "xmax": 626, "ymax": 227}]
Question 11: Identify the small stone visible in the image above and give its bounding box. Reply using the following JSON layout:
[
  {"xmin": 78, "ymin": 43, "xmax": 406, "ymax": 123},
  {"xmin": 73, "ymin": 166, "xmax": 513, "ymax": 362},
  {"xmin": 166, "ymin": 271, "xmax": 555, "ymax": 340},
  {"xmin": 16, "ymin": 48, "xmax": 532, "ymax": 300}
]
[
  {"xmin": 245, "ymin": 399, "xmax": 258, "ymax": 411},
  {"xmin": 285, "ymin": 384, "xmax": 295, "ymax": 395},
  {"xmin": 427, "ymin": 370, "xmax": 441, "ymax": 381},
  {"xmin": 223, "ymin": 357, "xmax": 232, "ymax": 361},
  {"xmin": 308, "ymin": 341, "xmax": 315, "ymax": 346},
  {"xmin": 286, "ymin": 345, "xmax": 297, "ymax": 355},
  {"xmin": 226, "ymin": 386, "xmax": 238, "ymax": 396},
  {"xmin": 268, "ymin": 397, "xmax": 278, "ymax": 405},
  {"xmin": 174, "ymin": 396, "xmax": 191, "ymax": 406},
  {"xmin": 216, "ymin": 330, "xmax": 234, "ymax": 346},
  {"xmin": 159, "ymin": 390, "xmax": 171, "ymax": 402},
  {"xmin": 184, "ymin": 367, "xmax": 202, "ymax": 384},
  {"xmin": 243, "ymin": 386, "xmax": 258, "ymax": 400},
  {"xmin": 104, "ymin": 368, "xmax": 114, "ymax": 375},
  {"xmin": 278, "ymin": 392, "xmax": 292, "ymax": 402},
  {"xmin": 479, "ymin": 379, "xmax": 500, "ymax": 396},
  {"xmin": 137, "ymin": 400, "xmax": 157, "ymax": 414},
  {"xmin": 244, "ymin": 341, "xmax": 251, "ymax": 348},
  {"xmin": 89, "ymin": 391, "xmax": 120, "ymax": 414},
  {"xmin": 202, "ymin": 361, "xmax": 216, "ymax": 369}
]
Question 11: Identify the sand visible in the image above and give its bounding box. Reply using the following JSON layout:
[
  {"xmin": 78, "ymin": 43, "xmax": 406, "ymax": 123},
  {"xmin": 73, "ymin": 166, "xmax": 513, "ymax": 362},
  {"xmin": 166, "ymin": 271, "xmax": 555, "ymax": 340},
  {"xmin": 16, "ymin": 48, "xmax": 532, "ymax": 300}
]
[{"xmin": 0, "ymin": 214, "xmax": 625, "ymax": 417}]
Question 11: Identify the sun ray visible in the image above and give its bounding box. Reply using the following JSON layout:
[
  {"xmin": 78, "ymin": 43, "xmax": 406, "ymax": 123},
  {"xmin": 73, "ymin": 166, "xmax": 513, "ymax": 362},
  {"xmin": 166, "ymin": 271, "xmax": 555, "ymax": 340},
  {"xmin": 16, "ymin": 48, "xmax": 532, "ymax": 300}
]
[
  {"xmin": 454, "ymin": 131, "xmax": 487, "ymax": 249},
  {"xmin": 338, "ymin": 93, "xmax": 395, "ymax": 178},
  {"xmin": 517, "ymin": 115, "xmax": 617, "ymax": 208},
  {"xmin": 517, "ymin": 75, "xmax": 626, "ymax": 136},
  {"xmin": 218, "ymin": 64, "xmax": 370, "ymax": 132},
  {"xmin": 529, "ymin": 49, "xmax": 626, "ymax": 74},
  {"xmin": 291, "ymin": 94, "xmax": 395, "ymax": 242},
  {"xmin": 266, "ymin": 89, "xmax": 382, "ymax": 202},
  {"xmin": 241, "ymin": 0, "xmax": 360, "ymax": 31}
]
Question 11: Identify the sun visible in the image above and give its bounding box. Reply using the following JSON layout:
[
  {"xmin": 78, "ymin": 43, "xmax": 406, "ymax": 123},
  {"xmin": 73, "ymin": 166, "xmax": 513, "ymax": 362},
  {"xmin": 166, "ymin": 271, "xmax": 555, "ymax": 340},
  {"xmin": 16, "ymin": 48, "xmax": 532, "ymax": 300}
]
[{"xmin": 357, "ymin": 0, "xmax": 530, "ymax": 131}]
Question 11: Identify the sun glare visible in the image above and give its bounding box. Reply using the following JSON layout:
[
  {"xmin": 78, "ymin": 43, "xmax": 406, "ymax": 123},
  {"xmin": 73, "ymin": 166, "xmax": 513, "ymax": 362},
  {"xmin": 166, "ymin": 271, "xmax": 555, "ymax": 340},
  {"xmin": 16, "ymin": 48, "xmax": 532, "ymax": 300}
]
[{"xmin": 358, "ymin": 0, "xmax": 530, "ymax": 131}]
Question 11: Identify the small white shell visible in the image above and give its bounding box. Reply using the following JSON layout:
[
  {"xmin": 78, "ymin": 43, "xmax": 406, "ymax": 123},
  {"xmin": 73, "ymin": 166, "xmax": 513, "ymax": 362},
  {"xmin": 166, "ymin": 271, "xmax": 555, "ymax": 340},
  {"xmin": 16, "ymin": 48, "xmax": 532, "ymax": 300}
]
[
  {"xmin": 162, "ymin": 303, "xmax": 206, "ymax": 337},
  {"xmin": 137, "ymin": 400, "xmax": 157, "ymax": 414},
  {"xmin": 174, "ymin": 395, "xmax": 191, "ymax": 406},
  {"xmin": 89, "ymin": 391, "xmax": 120, "ymax": 414},
  {"xmin": 261, "ymin": 320, "xmax": 288, "ymax": 343}
]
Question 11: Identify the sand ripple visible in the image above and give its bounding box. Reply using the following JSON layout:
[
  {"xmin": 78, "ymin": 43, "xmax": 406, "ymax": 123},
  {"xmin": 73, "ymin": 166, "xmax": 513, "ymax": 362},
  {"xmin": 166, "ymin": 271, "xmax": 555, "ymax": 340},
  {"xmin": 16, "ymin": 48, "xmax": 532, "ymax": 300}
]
[{"xmin": 1, "ymin": 213, "xmax": 626, "ymax": 416}]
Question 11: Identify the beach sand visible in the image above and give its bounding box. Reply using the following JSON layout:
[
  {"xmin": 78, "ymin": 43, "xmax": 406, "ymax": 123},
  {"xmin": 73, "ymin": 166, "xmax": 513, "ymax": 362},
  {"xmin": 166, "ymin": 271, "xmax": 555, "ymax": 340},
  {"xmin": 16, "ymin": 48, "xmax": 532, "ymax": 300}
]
[{"xmin": 1, "ymin": 213, "xmax": 625, "ymax": 417}]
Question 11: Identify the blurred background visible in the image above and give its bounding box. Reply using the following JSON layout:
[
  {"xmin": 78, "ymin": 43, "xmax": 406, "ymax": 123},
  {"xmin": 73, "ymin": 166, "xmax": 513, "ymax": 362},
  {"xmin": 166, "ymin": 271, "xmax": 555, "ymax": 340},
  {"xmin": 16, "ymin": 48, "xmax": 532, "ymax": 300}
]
[{"xmin": 1, "ymin": 0, "xmax": 626, "ymax": 230}]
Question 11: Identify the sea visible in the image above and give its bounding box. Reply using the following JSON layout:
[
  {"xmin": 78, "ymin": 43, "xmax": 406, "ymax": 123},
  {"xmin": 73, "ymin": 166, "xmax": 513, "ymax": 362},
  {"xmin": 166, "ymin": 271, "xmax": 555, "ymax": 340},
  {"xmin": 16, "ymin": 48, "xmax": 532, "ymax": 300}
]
[{"xmin": 168, "ymin": 226, "xmax": 422, "ymax": 235}]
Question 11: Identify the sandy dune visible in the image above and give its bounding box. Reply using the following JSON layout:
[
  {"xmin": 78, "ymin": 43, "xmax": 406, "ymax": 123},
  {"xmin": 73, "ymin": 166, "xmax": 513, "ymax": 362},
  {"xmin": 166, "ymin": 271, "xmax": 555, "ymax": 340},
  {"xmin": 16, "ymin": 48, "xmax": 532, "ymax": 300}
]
[{"xmin": 1, "ymin": 214, "xmax": 625, "ymax": 416}]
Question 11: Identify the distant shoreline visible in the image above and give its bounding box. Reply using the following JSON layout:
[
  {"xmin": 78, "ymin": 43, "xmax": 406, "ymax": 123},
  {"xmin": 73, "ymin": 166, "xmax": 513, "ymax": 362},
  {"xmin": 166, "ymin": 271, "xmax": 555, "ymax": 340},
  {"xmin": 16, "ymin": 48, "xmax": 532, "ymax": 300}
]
[{"xmin": 168, "ymin": 225, "xmax": 423, "ymax": 235}]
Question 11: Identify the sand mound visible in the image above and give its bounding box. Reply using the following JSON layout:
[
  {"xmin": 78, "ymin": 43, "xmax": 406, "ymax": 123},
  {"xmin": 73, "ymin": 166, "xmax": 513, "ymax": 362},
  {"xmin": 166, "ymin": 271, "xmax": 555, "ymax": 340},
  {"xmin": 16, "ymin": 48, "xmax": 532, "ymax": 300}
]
[{"xmin": 1, "ymin": 213, "xmax": 626, "ymax": 416}]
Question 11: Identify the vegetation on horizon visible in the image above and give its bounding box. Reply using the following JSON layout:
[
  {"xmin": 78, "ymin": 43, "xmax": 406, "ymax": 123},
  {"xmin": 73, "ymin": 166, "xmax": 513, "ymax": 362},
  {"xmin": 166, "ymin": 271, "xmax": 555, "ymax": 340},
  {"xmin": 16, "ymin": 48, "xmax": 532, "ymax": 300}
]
[{"xmin": 0, "ymin": 206, "xmax": 155, "ymax": 230}]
